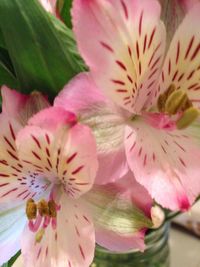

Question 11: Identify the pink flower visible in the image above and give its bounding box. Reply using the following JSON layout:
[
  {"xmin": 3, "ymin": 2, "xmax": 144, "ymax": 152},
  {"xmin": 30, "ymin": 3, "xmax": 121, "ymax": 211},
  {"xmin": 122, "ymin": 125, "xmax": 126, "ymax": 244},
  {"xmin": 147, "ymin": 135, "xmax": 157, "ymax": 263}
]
[
  {"xmin": 57, "ymin": 0, "xmax": 200, "ymax": 211},
  {"xmin": 0, "ymin": 87, "xmax": 153, "ymax": 266},
  {"xmin": 176, "ymin": 0, "xmax": 199, "ymax": 12}
]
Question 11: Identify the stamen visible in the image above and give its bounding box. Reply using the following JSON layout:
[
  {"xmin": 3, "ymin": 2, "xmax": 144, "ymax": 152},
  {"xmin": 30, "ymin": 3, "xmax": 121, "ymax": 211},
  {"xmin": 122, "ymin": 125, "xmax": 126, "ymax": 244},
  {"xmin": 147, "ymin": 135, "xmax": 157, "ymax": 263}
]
[
  {"xmin": 48, "ymin": 200, "xmax": 57, "ymax": 218},
  {"xmin": 35, "ymin": 228, "xmax": 45, "ymax": 243},
  {"xmin": 26, "ymin": 199, "xmax": 37, "ymax": 220},
  {"xmin": 38, "ymin": 199, "xmax": 50, "ymax": 217},
  {"xmin": 165, "ymin": 90, "xmax": 191, "ymax": 115},
  {"xmin": 157, "ymin": 84, "xmax": 176, "ymax": 112},
  {"xmin": 176, "ymin": 107, "xmax": 199, "ymax": 129}
]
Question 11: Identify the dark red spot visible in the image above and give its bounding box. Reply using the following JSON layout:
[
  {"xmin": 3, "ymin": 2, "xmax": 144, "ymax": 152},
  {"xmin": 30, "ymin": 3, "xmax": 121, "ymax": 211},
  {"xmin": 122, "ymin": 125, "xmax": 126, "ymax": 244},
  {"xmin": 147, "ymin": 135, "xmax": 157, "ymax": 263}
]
[
  {"xmin": 79, "ymin": 245, "xmax": 86, "ymax": 260},
  {"xmin": 185, "ymin": 36, "xmax": 194, "ymax": 59},
  {"xmin": 179, "ymin": 157, "xmax": 186, "ymax": 167},
  {"xmin": 9, "ymin": 123, "xmax": 16, "ymax": 141},
  {"xmin": 139, "ymin": 11, "xmax": 144, "ymax": 36},
  {"xmin": 168, "ymin": 59, "xmax": 171, "ymax": 75},
  {"xmin": 31, "ymin": 135, "xmax": 41, "ymax": 149},
  {"xmin": 45, "ymin": 134, "xmax": 50, "ymax": 145},
  {"xmin": 172, "ymin": 70, "xmax": 178, "ymax": 81},
  {"xmin": 32, "ymin": 151, "xmax": 41, "ymax": 160},
  {"xmin": 0, "ymin": 183, "xmax": 9, "ymax": 187},
  {"xmin": 143, "ymin": 34, "xmax": 147, "ymax": 54},
  {"xmin": 72, "ymin": 166, "xmax": 84, "ymax": 175},
  {"xmin": 1, "ymin": 188, "xmax": 18, "ymax": 197},
  {"xmin": 120, "ymin": 0, "xmax": 128, "ymax": 19},
  {"xmin": 187, "ymin": 70, "xmax": 195, "ymax": 80},
  {"xmin": 148, "ymin": 27, "xmax": 156, "ymax": 49},
  {"xmin": 17, "ymin": 190, "xmax": 29, "ymax": 198},
  {"xmin": 46, "ymin": 147, "xmax": 50, "ymax": 157},
  {"xmin": 4, "ymin": 136, "xmax": 15, "ymax": 151},
  {"xmin": 116, "ymin": 89, "xmax": 128, "ymax": 93},
  {"xmin": 136, "ymin": 41, "xmax": 140, "ymax": 59},
  {"xmin": 191, "ymin": 43, "xmax": 200, "ymax": 61},
  {"xmin": 178, "ymin": 73, "xmax": 184, "ymax": 82},
  {"xmin": 116, "ymin": 60, "xmax": 127, "ymax": 71},
  {"xmin": 176, "ymin": 41, "xmax": 180, "ymax": 64},
  {"xmin": 0, "ymin": 173, "xmax": 10, "ymax": 177},
  {"xmin": 112, "ymin": 79, "xmax": 125, "ymax": 86},
  {"xmin": 7, "ymin": 150, "xmax": 19, "ymax": 161},
  {"xmin": 127, "ymin": 75, "xmax": 133, "ymax": 83},
  {"xmin": 100, "ymin": 41, "xmax": 114, "ymax": 53},
  {"xmin": 67, "ymin": 152, "xmax": 77, "ymax": 164}
]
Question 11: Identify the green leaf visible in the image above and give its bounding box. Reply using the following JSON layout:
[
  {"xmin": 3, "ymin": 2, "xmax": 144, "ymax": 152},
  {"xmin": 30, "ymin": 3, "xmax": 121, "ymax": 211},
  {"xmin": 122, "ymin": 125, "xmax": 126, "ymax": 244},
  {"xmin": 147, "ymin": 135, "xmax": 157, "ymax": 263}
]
[
  {"xmin": 51, "ymin": 15, "xmax": 87, "ymax": 72},
  {"xmin": 1, "ymin": 251, "xmax": 21, "ymax": 267},
  {"xmin": 0, "ymin": 0, "xmax": 82, "ymax": 96},
  {"xmin": 0, "ymin": 28, "xmax": 6, "ymax": 49},
  {"xmin": 0, "ymin": 48, "xmax": 18, "ymax": 88},
  {"xmin": 57, "ymin": 0, "xmax": 73, "ymax": 28}
]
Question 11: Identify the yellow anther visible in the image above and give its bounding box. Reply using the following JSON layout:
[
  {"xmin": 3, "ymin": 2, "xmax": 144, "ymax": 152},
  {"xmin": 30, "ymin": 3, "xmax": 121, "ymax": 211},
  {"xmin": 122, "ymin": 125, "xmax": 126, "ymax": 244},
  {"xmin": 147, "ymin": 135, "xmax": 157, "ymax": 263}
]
[
  {"xmin": 165, "ymin": 90, "xmax": 189, "ymax": 115},
  {"xmin": 48, "ymin": 200, "xmax": 57, "ymax": 218},
  {"xmin": 157, "ymin": 84, "xmax": 176, "ymax": 112},
  {"xmin": 176, "ymin": 107, "xmax": 199, "ymax": 129},
  {"xmin": 37, "ymin": 199, "xmax": 49, "ymax": 217},
  {"xmin": 35, "ymin": 228, "xmax": 45, "ymax": 243},
  {"xmin": 26, "ymin": 199, "xmax": 37, "ymax": 220}
]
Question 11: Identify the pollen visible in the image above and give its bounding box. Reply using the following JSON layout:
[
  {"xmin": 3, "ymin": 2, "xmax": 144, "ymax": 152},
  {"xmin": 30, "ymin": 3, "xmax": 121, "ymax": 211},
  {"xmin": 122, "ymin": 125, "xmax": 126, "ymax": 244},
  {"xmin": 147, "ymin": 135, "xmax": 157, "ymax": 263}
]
[
  {"xmin": 26, "ymin": 199, "xmax": 37, "ymax": 220},
  {"xmin": 48, "ymin": 200, "xmax": 57, "ymax": 218},
  {"xmin": 38, "ymin": 199, "xmax": 50, "ymax": 217}
]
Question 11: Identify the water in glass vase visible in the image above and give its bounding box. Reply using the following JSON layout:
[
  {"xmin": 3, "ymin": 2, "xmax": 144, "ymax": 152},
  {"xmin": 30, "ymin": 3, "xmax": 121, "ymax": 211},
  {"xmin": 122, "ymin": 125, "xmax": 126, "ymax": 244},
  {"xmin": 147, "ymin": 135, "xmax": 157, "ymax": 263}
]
[{"xmin": 91, "ymin": 223, "xmax": 170, "ymax": 267}]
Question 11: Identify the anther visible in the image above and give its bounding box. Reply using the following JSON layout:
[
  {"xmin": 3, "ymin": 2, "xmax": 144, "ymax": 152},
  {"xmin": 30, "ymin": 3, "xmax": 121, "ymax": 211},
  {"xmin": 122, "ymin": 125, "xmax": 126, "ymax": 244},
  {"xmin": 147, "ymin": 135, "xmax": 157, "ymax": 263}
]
[
  {"xmin": 165, "ymin": 90, "xmax": 189, "ymax": 115},
  {"xmin": 176, "ymin": 107, "xmax": 199, "ymax": 129},
  {"xmin": 157, "ymin": 84, "xmax": 176, "ymax": 112},
  {"xmin": 26, "ymin": 199, "xmax": 37, "ymax": 220},
  {"xmin": 48, "ymin": 200, "xmax": 57, "ymax": 218},
  {"xmin": 38, "ymin": 199, "xmax": 50, "ymax": 217}
]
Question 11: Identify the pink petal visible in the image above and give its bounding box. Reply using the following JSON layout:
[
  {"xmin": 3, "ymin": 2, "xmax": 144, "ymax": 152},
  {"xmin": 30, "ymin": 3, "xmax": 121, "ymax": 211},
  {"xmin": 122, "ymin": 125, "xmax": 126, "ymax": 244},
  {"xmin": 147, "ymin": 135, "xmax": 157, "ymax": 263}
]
[
  {"xmin": 114, "ymin": 172, "xmax": 153, "ymax": 217},
  {"xmin": 177, "ymin": 0, "xmax": 199, "ymax": 12},
  {"xmin": 55, "ymin": 73, "xmax": 129, "ymax": 184},
  {"xmin": 1, "ymin": 86, "xmax": 50, "ymax": 126},
  {"xmin": 85, "ymin": 175, "xmax": 152, "ymax": 252},
  {"xmin": 0, "ymin": 205, "xmax": 26, "ymax": 266},
  {"xmin": 96, "ymin": 228, "xmax": 146, "ymax": 252},
  {"xmin": 54, "ymin": 73, "xmax": 108, "ymax": 114},
  {"xmin": 21, "ymin": 193, "xmax": 95, "ymax": 267},
  {"xmin": 17, "ymin": 109, "xmax": 98, "ymax": 198},
  {"xmin": 0, "ymin": 115, "xmax": 40, "ymax": 203},
  {"xmin": 28, "ymin": 107, "xmax": 77, "ymax": 132},
  {"xmin": 124, "ymin": 121, "xmax": 200, "ymax": 211},
  {"xmin": 72, "ymin": 0, "xmax": 166, "ymax": 113},
  {"xmin": 156, "ymin": 3, "xmax": 200, "ymax": 109}
]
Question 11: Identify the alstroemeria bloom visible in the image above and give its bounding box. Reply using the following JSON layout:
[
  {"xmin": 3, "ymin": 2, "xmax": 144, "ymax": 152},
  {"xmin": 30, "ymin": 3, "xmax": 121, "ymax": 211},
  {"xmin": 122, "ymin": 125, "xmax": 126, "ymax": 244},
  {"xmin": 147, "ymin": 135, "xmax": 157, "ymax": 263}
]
[
  {"xmin": 177, "ymin": 0, "xmax": 199, "ymax": 12},
  {"xmin": 0, "ymin": 88, "xmax": 153, "ymax": 266},
  {"xmin": 69, "ymin": 0, "xmax": 200, "ymax": 211}
]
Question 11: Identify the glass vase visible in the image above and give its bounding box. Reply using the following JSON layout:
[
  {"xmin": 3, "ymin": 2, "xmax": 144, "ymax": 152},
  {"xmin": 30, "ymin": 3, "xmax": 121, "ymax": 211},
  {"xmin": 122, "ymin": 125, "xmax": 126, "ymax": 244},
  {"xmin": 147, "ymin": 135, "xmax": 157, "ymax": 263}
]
[{"xmin": 91, "ymin": 223, "xmax": 170, "ymax": 267}]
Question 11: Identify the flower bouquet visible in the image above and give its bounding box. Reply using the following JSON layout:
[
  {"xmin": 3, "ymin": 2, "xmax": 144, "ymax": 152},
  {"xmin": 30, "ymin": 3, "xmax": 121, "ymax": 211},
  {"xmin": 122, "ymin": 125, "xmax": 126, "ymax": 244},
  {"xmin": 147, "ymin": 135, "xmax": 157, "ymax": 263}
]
[{"xmin": 0, "ymin": 0, "xmax": 200, "ymax": 267}]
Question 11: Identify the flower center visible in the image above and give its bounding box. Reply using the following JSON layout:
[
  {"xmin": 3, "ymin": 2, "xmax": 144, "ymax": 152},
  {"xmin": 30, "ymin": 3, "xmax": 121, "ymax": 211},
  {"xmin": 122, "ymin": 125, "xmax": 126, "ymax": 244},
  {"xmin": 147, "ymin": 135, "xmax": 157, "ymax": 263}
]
[
  {"xmin": 26, "ymin": 191, "xmax": 60, "ymax": 243},
  {"xmin": 157, "ymin": 84, "xmax": 199, "ymax": 129}
]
